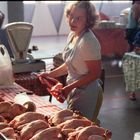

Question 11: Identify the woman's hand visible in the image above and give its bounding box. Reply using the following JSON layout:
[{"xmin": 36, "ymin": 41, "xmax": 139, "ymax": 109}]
[{"xmin": 61, "ymin": 86, "xmax": 72, "ymax": 99}]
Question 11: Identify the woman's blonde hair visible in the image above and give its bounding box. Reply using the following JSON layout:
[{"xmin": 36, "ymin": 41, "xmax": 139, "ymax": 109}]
[{"xmin": 64, "ymin": 1, "xmax": 99, "ymax": 29}]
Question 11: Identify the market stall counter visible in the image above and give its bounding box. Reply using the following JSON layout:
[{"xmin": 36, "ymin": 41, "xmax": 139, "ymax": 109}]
[
  {"xmin": 0, "ymin": 83, "xmax": 61, "ymax": 115},
  {"xmin": 14, "ymin": 72, "xmax": 52, "ymax": 102},
  {"xmin": 94, "ymin": 28, "xmax": 129, "ymax": 58},
  {"xmin": 0, "ymin": 83, "xmax": 112, "ymax": 140}
]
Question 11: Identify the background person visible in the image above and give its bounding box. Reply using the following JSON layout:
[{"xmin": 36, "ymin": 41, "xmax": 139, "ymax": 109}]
[
  {"xmin": 125, "ymin": 0, "xmax": 140, "ymax": 52},
  {"xmin": 125, "ymin": 0, "xmax": 140, "ymax": 100}
]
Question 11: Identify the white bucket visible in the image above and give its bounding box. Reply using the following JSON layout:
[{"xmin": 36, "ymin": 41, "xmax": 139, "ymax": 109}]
[
  {"xmin": 0, "ymin": 45, "xmax": 14, "ymax": 86},
  {"xmin": 134, "ymin": 132, "xmax": 140, "ymax": 140}
]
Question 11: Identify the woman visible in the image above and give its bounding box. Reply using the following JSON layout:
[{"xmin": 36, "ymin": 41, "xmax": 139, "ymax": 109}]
[{"xmin": 40, "ymin": 1, "xmax": 103, "ymax": 122}]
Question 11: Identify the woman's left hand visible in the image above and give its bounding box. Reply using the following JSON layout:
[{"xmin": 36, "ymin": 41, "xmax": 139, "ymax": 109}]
[{"xmin": 61, "ymin": 86, "xmax": 72, "ymax": 99}]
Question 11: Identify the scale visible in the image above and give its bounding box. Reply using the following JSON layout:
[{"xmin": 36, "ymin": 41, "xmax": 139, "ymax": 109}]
[{"xmin": 4, "ymin": 22, "xmax": 46, "ymax": 73}]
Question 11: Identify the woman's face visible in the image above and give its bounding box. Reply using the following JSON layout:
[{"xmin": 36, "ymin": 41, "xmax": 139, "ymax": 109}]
[{"xmin": 67, "ymin": 6, "xmax": 87, "ymax": 36}]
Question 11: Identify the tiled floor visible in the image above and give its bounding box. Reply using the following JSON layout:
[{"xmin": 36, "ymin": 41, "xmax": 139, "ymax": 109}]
[{"xmin": 30, "ymin": 35, "xmax": 140, "ymax": 140}]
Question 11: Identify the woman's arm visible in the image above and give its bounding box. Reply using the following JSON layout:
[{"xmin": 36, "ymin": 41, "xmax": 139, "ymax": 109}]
[
  {"xmin": 62, "ymin": 60, "xmax": 101, "ymax": 96},
  {"xmin": 48, "ymin": 63, "xmax": 68, "ymax": 78}
]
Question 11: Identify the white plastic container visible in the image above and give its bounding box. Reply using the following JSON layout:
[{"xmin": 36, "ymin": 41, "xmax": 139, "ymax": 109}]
[
  {"xmin": 0, "ymin": 45, "xmax": 14, "ymax": 86},
  {"xmin": 134, "ymin": 132, "xmax": 140, "ymax": 140}
]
